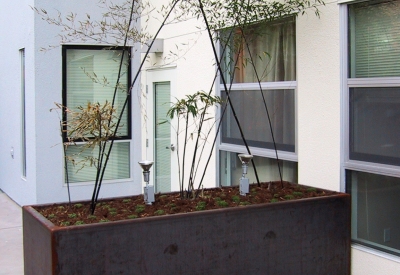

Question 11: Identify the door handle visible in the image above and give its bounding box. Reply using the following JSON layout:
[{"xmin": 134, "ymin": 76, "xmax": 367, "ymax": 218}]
[{"xmin": 166, "ymin": 144, "xmax": 175, "ymax": 152}]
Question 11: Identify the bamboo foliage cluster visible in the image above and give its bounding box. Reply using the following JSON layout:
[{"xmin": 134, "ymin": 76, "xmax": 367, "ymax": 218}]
[
  {"xmin": 32, "ymin": 0, "xmax": 150, "ymax": 49},
  {"xmin": 164, "ymin": 0, "xmax": 323, "ymax": 31},
  {"xmin": 52, "ymin": 101, "xmax": 123, "ymax": 213},
  {"xmin": 165, "ymin": 91, "xmax": 222, "ymax": 198},
  {"xmin": 53, "ymin": 101, "xmax": 119, "ymax": 165},
  {"xmin": 64, "ymin": 102, "xmax": 117, "ymax": 140}
]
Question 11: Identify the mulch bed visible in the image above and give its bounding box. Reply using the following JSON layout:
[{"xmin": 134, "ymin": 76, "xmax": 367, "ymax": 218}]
[{"xmin": 34, "ymin": 181, "xmax": 336, "ymax": 227}]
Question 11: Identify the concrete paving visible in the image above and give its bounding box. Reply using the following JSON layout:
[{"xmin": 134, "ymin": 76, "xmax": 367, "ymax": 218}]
[{"xmin": 0, "ymin": 190, "xmax": 24, "ymax": 275}]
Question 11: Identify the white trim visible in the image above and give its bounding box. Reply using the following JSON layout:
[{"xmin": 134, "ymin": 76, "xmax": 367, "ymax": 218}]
[
  {"xmin": 145, "ymin": 64, "xmax": 177, "ymax": 72},
  {"xmin": 337, "ymin": 0, "xmax": 369, "ymax": 4},
  {"xmin": 344, "ymin": 159, "xmax": 400, "ymax": 178},
  {"xmin": 348, "ymin": 77, "xmax": 400, "ymax": 87},
  {"xmin": 63, "ymin": 177, "xmax": 133, "ymax": 187},
  {"xmin": 337, "ymin": 0, "xmax": 355, "ymax": 4},
  {"xmin": 352, "ymin": 244, "xmax": 400, "ymax": 263},
  {"xmin": 219, "ymin": 143, "xmax": 297, "ymax": 162},
  {"xmin": 222, "ymin": 81, "xmax": 297, "ymax": 91},
  {"xmin": 340, "ymin": 4, "xmax": 348, "ymax": 192}
]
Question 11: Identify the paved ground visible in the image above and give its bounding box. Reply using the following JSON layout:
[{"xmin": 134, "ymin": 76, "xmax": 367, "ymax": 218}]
[{"xmin": 0, "ymin": 190, "xmax": 24, "ymax": 275}]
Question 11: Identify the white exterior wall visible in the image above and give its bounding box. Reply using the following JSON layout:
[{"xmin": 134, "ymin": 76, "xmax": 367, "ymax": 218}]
[
  {"xmin": 0, "ymin": 1, "xmax": 37, "ymax": 205},
  {"xmin": 0, "ymin": 0, "xmax": 142, "ymax": 205},
  {"xmin": 141, "ymin": 4, "xmax": 218, "ymax": 190},
  {"xmin": 297, "ymin": 3, "xmax": 342, "ymax": 192},
  {"xmin": 352, "ymin": 245, "xmax": 400, "ymax": 275}
]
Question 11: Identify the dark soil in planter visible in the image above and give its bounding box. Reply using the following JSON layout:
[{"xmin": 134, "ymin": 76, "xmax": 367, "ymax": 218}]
[{"xmin": 34, "ymin": 181, "xmax": 336, "ymax": 227}]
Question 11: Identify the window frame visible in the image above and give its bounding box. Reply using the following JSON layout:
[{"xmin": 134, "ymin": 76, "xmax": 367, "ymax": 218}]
[
  {"xmin": 20, "ymin": 48, "xmax": 27, "ymax": 178},
  {"xmin": 61, "ymin": 45, "xmax": 133, "ymax": 184},
  {"xmin": 62, "ymin": 45, "xmax": 132, "ymax": 142},
  {"xmin": 217, "ymin": 19, "xmax": 298, "ymax": 164},
  {"xmin": 341, "ymin": 0, "xmax": 400, "ymax": 258},
  {"xmin": 342, "ymin": 3, "xmax": 400, "ymax": 179}
]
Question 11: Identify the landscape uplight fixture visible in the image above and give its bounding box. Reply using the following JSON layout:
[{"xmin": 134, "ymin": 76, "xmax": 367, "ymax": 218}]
[
  {"xmin": 238, "ymin": 154, "xmax": 253, "ymax": 196},
  {"xmin": 138, "ymin": 160, "xmax": 155, "ymax": 205}
]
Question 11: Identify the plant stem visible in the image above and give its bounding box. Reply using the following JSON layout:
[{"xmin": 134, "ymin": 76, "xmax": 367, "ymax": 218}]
[
  {"xmin": 238, "ymin": 26, "xmax": 283, "ymax": 185},
  {"xmin": 92, "ymin": 0, "xmax": 181, "ymax": 211},
  {"xmin": 198, "ymin": 0, "xmax": 260, "ymax": 186},
  {"xmin": 176, "ymin": 119, "xmax": 183, "ymax": 198},
  {"xmin": 181, "ymin": 115, "xmax": 189, "ymax": 198},
  {"xmin": 60, "ymin": 121, "xmax": 71, "ymax": 206},
  {"xmin": 90, "ymin": 0, "xmax": 136, "ymax": 213}
]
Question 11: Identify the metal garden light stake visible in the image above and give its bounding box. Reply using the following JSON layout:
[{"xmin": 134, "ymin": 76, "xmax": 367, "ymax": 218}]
[
  {"xmin": 238, "ymin": 154, "xmax": 253, "ymax": 196},
  {"xmin": 138, "ymin": 160, "xmax": 155, "ymax": 205}
]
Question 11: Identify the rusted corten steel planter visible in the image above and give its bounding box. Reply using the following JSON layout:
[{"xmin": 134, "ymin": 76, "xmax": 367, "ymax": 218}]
[{"xmin": 23, "ymin": 192, "xmax": 350, "ymax": 275}]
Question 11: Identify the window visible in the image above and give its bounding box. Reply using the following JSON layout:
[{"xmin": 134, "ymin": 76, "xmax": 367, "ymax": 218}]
[
  {"xmin": 345, "ymin": 0, "xmax": 400, "ymax": 256},
  {"xmin": 347, "ymin": 170, "xmax": 400, "ymax": 256},
  {"xmin": 220, "ymin": 151, "xmax": 297, "ymax": 186},
  {"xmin": 62, "ymin": 45, "xmax": 131, "ymax": 183},
  {"xmin": 218, "ymin": 17, "xmax": 297, "ymax": 186},
  {"xmin": 20, "ymin": 48, "xmax": 27, "ymax": 178}
]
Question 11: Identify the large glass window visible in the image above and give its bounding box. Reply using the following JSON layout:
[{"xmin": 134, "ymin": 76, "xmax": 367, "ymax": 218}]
[
  {"xmin": 347, "ymin": 170, "xmax": 400, "ymax": 256},
  {"xmin": 220, "ymin": 17, "xmax": 296, "ymax": 83},
  {"xmin": 63, "ymin": 45, "xmax": 131, "ymax": 183},
  {"xmin": 219, "ymin": 17, "xmax": 297, "ymax": 186},
  {"xmin": 350, "ymin": 87, "xmax": 400, "ymax": 166},
  {"xmin": 220, "ymin": 151, "xmax": 297, "ymax": 186},
  {"xmin": 346, "ymin": 0, "xmax": 400, "ymax": 256},
  {"xmin": 349, "ymin": 0, "xmax": 400, "ymax": 78},
  {"xmin": 222, "ymin": 89, "xmax": 295, "ymax": 152},
  {"xmin": 20, "ymin": 48, "xmax": 27, "ymax": 178}
]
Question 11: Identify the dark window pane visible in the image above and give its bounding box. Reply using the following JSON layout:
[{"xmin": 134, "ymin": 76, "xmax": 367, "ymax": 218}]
[
  {"xmin": 346, "ymin": 170, "xmax": 400, "ymax": 256},
  {"xmin": 350, "ymin": 87, "xmax": 400, "ymax": 165},
  {"xmin": 222, "ymin": 89, "xmax": 295, "ymax": 152}
]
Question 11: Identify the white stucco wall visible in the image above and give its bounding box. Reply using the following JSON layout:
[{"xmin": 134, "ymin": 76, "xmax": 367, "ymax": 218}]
[
  {"xmin": 352, "ymin": 245, "xmax": 400, "ymax": 275},
  {"xmin": 0, "ymin": 1, "xmax": 37, "ymax": 205},
  {"xmin": 34, "ymin": 0, "xmax": 143, "ymax": 204},
  {"xmin": 141, "ymin": 3, "xmax": 218, "ymax": 190},
  {"xmin": 297, "ymin": 2, "xmax": 341, "ymax": 192},
  {"xmin": 0, "ymin": 0, "xmax": 142, "ymax": 205}
]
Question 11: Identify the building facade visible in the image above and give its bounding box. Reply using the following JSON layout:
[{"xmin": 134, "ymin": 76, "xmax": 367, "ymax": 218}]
[{"xmin": 1, "ymin": 0, "xmax": 399, "ymax": 274}]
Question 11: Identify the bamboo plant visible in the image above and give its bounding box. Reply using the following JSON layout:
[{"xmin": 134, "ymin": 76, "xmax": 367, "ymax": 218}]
[{"xmin": 38, "ymin": 0, "xmax": 325, "ymax": 211}]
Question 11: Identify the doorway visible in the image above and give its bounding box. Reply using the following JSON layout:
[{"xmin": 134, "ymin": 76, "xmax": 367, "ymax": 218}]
[{"xmin": 146, "ymin": 68, "xmax": 178, "ymax": 192}]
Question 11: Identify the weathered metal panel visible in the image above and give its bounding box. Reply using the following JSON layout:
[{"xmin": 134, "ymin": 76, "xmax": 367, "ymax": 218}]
[
  {"xmin": 23, "ymin": 194, "xmax": 350, "ymax": 275},
  {"xmin": 23, "ymin": 206, "xmax": 55, "ymax": 275}
]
